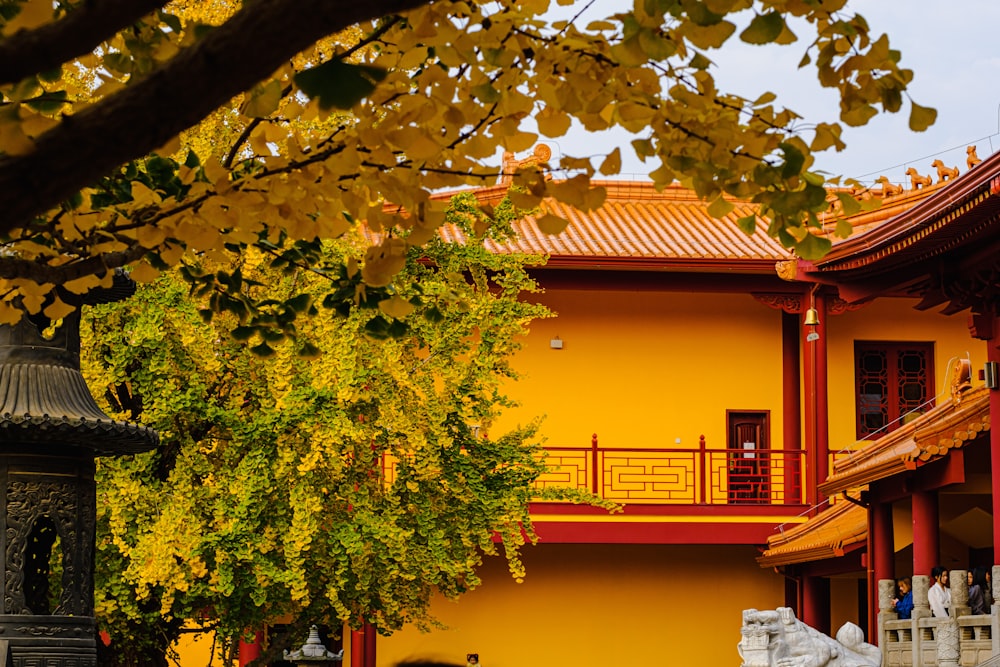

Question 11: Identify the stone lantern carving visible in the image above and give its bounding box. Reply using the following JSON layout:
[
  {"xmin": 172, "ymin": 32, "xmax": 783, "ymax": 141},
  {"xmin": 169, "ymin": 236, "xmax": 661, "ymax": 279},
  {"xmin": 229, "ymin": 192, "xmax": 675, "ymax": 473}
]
[
  {"xmin": 283, "ymin": 626, "xmax": 344, "ymax": 665},
  {"xmin": 0, "ymin": 273, "xmax": 157, "ymax": 665}
]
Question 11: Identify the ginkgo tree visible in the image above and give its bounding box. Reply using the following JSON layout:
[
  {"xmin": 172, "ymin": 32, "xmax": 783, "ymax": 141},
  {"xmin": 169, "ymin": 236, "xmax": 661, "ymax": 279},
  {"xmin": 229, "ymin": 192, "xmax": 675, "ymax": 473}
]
[
  {"xmin": 81, "ymin": 194, "xmax": 578, "ymax": 665},
  {"xmin": 0, "ymin": 0, "xmax": 933, "ymax": 343}
]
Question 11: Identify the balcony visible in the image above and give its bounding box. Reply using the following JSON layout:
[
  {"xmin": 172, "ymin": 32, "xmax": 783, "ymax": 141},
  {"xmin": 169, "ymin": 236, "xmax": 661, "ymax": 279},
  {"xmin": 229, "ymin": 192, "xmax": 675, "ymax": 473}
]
[{"xmin": 534, "ymin": 434, "xmax": 805, "ymax": 506}]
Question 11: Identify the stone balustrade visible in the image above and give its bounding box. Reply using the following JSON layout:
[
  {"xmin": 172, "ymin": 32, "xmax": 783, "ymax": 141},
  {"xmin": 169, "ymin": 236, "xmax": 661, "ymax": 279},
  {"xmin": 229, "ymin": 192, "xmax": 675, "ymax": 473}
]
[{"xmin": 879, "ymin": 567, "xmax": 1000, "ymax": 667}]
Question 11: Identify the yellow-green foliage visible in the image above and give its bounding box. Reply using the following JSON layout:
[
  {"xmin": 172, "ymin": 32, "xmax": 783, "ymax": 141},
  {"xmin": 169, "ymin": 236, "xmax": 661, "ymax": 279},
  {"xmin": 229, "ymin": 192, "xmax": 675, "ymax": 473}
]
[
  {"xmin": 82, "ymin": 220, "xmax": 555, "ymax": 660},
  {"xmin": 0, "ymin": 0, "xmax": 932, "ymax": 334}
]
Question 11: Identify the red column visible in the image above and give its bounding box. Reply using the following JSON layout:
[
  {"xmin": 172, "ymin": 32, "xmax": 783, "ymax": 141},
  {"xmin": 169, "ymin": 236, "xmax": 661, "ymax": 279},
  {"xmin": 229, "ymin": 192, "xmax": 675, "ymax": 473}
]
[
  {"xmin": 872, "ymin": 499, "xmax": 895, "ymax": 588},
  {"xmin": 363, "ymin": 621, "xmax": 377, "ymax": 667},
  {"xmin": 989, "ymin": 322, "xmax": 1000, "ymax": 561},
  {"xmin": 238, "ymin": 631, "xmax": 264, "ymax": 666},
  {"xmin": 782, "ymin": 311, "xmax": 802, "ymax": 503},
  {"xmin": 803, "ymin": 309, "xmax": 818, "ymax": 508},
  {"xmin": 912, "ymin": 490, "xmax": 940, "ymax": 576},
  {"xmin": 814, "ymin": 294, "xmax": 830, "ymax": 490},
  {"xmin": 803, "ymin": 293, "xmax": 829, "ymax": 508},
  {"xmin": 801, "ymin": 575, "xmax": 831, "ymax": 635},
  {"xmin": 968, "ymin": 310, "xmax": 1000, "ymax": 565},
  {"xmin": 351, "ymin": 628, "xmax": 364, "ymax": 667},
  {"xmin": 871, "ymin": 498, "xmax": 894, "ymax": 642}
]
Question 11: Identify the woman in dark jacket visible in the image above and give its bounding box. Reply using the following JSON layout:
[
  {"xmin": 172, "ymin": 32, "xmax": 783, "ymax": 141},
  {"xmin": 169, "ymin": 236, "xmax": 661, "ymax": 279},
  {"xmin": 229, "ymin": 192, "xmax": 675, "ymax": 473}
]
[
  {"xmin": 893, "ymin": 577, "xmax": 914, "ymax": 619},
  {"xmin": 970, "ymin": 567, "xmax": 990, "ymax": 615}
]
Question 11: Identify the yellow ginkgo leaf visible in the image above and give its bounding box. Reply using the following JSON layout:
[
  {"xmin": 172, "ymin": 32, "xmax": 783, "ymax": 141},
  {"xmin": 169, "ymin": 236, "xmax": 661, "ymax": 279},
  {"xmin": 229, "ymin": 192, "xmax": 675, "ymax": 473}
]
[
  {"xmin": 378, "ymin": 296, "xmax": 415, "ymax": 319},
  {"xmin": 43, "ymin": 296, "xmax": 76, "ymax": 321},
  {"xmin": 129, "ymin": 262, "xmax": 161, "ymax": 283}
]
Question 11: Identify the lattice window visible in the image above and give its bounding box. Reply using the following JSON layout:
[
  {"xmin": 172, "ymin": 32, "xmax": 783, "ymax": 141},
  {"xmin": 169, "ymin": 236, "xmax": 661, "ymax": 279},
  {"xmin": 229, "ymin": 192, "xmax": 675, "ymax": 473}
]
[{"xmin": 855, "ymin": 342, "xmax": 933, "ymax": 439}]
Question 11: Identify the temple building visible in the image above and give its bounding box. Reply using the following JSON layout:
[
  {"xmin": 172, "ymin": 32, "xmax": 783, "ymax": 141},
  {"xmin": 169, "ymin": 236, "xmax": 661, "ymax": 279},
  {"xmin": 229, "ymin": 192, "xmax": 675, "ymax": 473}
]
[
  {"xmin": 371, "ymin": 150, "xmax": 1000, "ymax": 666},
  {"xmin": 199, "ymin": 146, "xmax": 1000, "ymax": 666}
]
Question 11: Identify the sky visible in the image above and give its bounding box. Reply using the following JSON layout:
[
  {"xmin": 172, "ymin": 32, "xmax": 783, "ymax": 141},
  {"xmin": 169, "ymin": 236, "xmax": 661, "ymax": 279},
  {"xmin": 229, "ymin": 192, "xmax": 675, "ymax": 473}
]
[{"xmin": 541, "ymin": 0, "xmax": 1000, "ymax": 187}]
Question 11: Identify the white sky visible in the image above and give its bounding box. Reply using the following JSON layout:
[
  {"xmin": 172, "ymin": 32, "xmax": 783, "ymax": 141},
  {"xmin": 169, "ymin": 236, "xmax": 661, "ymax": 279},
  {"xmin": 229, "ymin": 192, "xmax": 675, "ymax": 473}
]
[{"xmin": 542, "ymin": 0, "xmax": 1000, "ymax": 187}]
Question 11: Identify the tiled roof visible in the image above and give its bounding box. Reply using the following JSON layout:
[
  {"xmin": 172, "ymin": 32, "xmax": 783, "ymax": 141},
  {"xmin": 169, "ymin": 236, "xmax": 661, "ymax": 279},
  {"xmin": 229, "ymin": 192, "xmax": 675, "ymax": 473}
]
[
  {"xmin": 757, "ymin": 499, "xmax": 868, "ymax": 567},
  {"xmin": 819, "ymin": 384, "xmax": 990, "ymax": 496},
  {"xmin": 799, "ymin": 148, "xmax": 1000, "ymax": 278},
  {"xmin": 431, "ymin": 181, "xmax": 793, "ymax": 268}
]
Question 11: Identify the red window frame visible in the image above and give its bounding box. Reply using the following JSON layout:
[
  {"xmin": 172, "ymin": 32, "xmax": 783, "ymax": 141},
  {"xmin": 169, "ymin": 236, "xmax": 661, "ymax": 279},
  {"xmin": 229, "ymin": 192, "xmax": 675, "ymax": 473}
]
[{"xmin": 854, "ymin": 341, "xmax": 934, "ymax": 439}]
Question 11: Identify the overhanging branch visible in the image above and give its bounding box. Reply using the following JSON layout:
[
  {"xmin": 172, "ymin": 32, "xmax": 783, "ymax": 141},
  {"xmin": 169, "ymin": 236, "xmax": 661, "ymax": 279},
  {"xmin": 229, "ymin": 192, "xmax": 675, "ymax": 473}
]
[
  {"xmin": 0, "ymin": 0, "xmax": 433, "ymax": 236},
  {"xmin": 0, "ymin": 0, "xmax": 169, "ymax": 84}
]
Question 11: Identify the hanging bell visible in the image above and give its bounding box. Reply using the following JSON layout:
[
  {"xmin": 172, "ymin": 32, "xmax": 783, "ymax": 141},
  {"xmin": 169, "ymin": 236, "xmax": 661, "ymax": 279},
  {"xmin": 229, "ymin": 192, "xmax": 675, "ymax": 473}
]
[{"xmin": 803, "ymin": 308, "xmax": 820, "ymax": 326}]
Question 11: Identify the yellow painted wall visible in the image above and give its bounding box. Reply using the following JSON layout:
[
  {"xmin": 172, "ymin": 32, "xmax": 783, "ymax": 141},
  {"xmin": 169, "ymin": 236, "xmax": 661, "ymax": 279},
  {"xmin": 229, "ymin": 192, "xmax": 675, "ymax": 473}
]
[
  {"xmin": 825, "ymin": 297, "xmax": 987, "ymax": 457},
  {"xmin": 498, "ymin": 289, "xmax": 786, "ymax": 451},
  {"xmin": 830, "ymin": 576, "xmax": 862, "ymax": 635},
  {"xmin": 377, "ymin": 543, "xmax": 783, "ymax": 667}
]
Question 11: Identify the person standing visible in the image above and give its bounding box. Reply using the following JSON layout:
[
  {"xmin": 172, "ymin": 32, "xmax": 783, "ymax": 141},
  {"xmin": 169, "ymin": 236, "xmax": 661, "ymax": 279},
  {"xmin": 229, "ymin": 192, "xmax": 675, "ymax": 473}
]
[
  {"xmin": 893, "ymin": 577, "xmax": 913, "ymax": 619},
  {"xmin": 969, "ymin": 567, "xmax": 989, "ymax": 615},
  {"xmin": 929, "ymin": 566, "xmax": 951, "ymax": 618}
]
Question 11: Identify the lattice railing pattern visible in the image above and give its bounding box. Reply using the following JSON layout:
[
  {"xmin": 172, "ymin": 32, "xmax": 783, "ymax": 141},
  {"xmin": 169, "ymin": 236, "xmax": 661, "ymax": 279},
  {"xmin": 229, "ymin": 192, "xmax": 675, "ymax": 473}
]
[{"xmin": 381, "ymin": 436, "xmax": 805, "ymax": 506}]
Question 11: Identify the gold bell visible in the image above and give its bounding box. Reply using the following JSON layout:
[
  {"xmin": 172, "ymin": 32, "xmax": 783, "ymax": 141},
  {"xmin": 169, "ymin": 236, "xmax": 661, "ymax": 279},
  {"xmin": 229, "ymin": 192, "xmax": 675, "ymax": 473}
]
[{"xmin": 803, "ymin": 308, "xmax": 820, "ymax": 326}]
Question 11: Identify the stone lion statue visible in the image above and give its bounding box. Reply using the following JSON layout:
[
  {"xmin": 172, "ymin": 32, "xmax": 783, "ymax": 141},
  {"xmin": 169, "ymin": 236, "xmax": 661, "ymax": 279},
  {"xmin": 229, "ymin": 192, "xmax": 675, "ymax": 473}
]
[{"xmin": 738, "ymin": 607, "xmax": 881, "ymax": 667}]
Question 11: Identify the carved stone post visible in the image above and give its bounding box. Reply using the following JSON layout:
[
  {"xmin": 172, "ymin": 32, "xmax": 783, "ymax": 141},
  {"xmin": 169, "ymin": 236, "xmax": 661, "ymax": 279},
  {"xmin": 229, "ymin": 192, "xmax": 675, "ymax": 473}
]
[
  {"xmin": 992, "ymin": 566, "xmax": 1000, "ymax": 657},
  {"xmin": 912, "ymin": 576, "xmax": 932, "ymax": 619},
  {"xmin": 0, "ymin": 275, "xmax": 156, "ymax": 666},
  {"xmin": 951, "ymin": 569, "xmax": 969, "ymax": 617},
  {"xmin": 877, "ymin": 579, "xmax": 896, "ymax": 664},
  {"xmin": 911, "ymin": 575, "xmax": 930, "ymax": 666},
  {"xmin": 936, "ymin": 617, "xmax": 960, "ymax": 667}
]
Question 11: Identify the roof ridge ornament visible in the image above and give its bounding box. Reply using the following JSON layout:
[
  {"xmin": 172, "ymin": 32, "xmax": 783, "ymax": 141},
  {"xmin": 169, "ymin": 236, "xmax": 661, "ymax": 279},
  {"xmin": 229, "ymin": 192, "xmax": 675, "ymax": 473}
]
[{"xmin": 499, "ymin": 143, "xmax": 552, "ymax": 186}]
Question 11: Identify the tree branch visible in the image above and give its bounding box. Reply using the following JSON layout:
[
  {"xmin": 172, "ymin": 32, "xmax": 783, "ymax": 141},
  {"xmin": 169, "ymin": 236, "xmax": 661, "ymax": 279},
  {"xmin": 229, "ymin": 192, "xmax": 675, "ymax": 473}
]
[
  {"xmin": 0, "ymin": 0, "xmax": 169, "ymax": 84},
  {"xmin": 0, "ymin": 0, "xmax": 433, "ymax": 235}
]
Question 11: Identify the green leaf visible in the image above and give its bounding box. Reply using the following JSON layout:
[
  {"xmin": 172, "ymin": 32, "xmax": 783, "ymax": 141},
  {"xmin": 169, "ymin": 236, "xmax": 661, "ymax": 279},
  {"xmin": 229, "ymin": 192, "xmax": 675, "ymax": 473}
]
[
  {"xmin": 294, "ymin": 60, "xmax": 388, "ymax": 110},
  {"xmin": 736, "ymin": 215, "xmax": 757, "ymax": 235},
  {"xmin": 242, "ymin": 80, "xmax": 283, "ymax": 118},
  {"xmin": 286, "ymin": 293, "xmax": 312, "ymax": 313},
  {"xmin": 689, "ymin": 52, "xmax": 712, "ymax": 70},
  {"xmin": 296, "ymin": 341, "xmax": 321, "ymax": 359},
  {"xmin": 536, "ymin": 214, "xmax": 568, "ymax": 235},
  {"xmin": 779, "ymin": 142, "xmax": 804, "ymax": 180},
  {"xmin": 158, "ymin": 10, "xmax": 182, "ymax": 34},
  {"xmin": 37, "ymin": 67, "xmax": 62, "ymax": 83},
  {"xmin": 706, "ymin": 197, "xmax": 734, "ymax": 218},
  {"xmin": 23, "ymin": 91, "xmax": 68, "ymax": 114},
  {"xmin": 470, "ymin": 83, "xmax": 501, "ymax": 103},
  {"xmin": 249, "ymin": 342, "xmax": 276, "ymax": 357},
  {"xmin": 835, "ymin": 192, "xmax": 862, "ymax": 216},
  {"xmin": 740, "ymin": 12, "xmax": 784, "ymax": 45},
  {"xmin": 231, "ymin": 326, "xmax": 257, "ymax": 341},
  {"xmin": 835, "ymin": 218, "xmax": 853, "ymax": 239},
  {"xmin": 794, "ymin": 232, "xmax": 832, "ymax": 260},
  {"xmin": 908, "ymin": 102, "xmax": 937, "ymax": 132}
]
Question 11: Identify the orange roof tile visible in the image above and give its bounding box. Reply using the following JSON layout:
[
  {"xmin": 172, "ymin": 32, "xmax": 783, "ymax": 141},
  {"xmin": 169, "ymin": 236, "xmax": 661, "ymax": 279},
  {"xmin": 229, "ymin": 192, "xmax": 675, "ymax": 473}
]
[
  {"xmin": 431, "ymin": 181, "xmax": 793, "ymax": 269},
  {"xmin": 819, "ymin": 385, "xmax": 990, "ymax": 496},
  {"xmin": 757, "ymin": 500, "xmax": 868, "ymax": 567}
]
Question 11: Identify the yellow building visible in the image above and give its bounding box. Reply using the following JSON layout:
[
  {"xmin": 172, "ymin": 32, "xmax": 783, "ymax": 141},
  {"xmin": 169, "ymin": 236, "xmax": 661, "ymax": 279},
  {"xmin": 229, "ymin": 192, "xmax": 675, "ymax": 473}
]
[
  {"xmin": 221, "ymin": 149, "xmax": 1000, "ymax": 667},
  {"xmin": 371, "ymin": 168, "xmax": 989, "ymax": 666}
]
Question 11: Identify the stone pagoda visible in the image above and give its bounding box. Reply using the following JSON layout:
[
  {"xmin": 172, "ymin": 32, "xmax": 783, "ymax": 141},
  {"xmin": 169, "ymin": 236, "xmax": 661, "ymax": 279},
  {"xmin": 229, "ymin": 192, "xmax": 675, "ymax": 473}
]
[{"xmin": 0, "ymin": 272, "xmax": 157, "ymax": 665}]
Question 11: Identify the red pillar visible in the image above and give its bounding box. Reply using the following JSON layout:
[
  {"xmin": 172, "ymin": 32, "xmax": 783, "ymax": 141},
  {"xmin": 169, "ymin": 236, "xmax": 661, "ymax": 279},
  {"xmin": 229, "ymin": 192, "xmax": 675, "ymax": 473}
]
[
  {"xmin": 803, "ymin": 309, "xmax": 818, "ymax": 508},
  {"xmin": 871, "ymin": 498, "xmax": 894, "ymax": 642},
  {"xmin": 363, "ymin": 621, "xmax": 377, "ymax": 667},
  {"xmin": 351, "ymin": 628, "xmax": 364, "ymax": 667},
  {"xmin": 814, "ymin": 293, "xmax": 830, "ymax": 492},
  {"xmin": 988, "ymin": 322, "xmax": 1000, "ymax": 562},
  {"xmin": 782, "ymin": 311, "xmax": 802, "ymax": 503},
  {"xmin": 912, "ymin": 490, "xmax": 940, "ymax": 576},
  {"xmin": 968, "ymin": 310, "xmax": 1000, "ymax": 565},
  {"xmin": 238, "ymin": 631, "xmax": 264, "ymax": 666},
  {"xmin": 801, "ymin": 575, "xmax": 831, "ymax": 635},
  {"xmin": 872, "ymin": 499, "xmax": 895, "ymax": 589},
  {"xmin": 803, "ymin": 293, "xmax": 829, "ymax": 508}
]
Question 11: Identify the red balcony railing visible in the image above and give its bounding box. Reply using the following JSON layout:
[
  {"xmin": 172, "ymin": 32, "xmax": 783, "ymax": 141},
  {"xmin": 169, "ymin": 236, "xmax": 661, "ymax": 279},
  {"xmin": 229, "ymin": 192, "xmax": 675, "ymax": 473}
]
[{"xmin": 535, "ymin": 434, "xmax": 805, "ymax": 506}]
